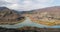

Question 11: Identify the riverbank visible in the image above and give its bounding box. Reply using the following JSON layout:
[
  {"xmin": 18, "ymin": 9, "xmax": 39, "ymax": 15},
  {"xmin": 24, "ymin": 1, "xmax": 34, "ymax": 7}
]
[{"xmin": 0, "ymin": 27, "xmax": 60, "ymax": 32}]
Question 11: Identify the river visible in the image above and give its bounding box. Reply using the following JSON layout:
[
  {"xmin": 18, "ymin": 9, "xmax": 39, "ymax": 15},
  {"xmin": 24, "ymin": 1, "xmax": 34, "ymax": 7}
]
[{"xmin": 0, "ymin": 17, "xmax": 60, "ymax": 28}]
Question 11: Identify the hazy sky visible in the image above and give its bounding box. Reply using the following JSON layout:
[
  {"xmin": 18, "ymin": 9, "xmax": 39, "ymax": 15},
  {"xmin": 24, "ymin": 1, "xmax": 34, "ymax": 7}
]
[{"xmin": 0, "ymin": 0, "xmax": 60, "ymax": 11}]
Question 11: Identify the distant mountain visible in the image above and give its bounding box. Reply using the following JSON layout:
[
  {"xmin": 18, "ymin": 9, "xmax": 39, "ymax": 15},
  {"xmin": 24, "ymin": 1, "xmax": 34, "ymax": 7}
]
[
  {"xmin": 23, "ymin": 6, "xmax": 60, "ymax": 16},
  {"xmin": 21, "ymin": 6, "xmax": 60, "ymax": 14},
  {"xmin": 0, "ymin": 7, "xmax": 8, "ymax": 10},
  {"xmin": 33, "ymin": 6, "xmax": 60, "ymax": 18},
  {"xmin": 33, "ymin": 6, "xmax": 60, "ymax": 11},
  {"xmin": 0, "ymin": 7, "xmax": 19, "ymax": 14},
  {"xmin": 0, "ymin": 7, "xmax": 20, "ymax": 19}
]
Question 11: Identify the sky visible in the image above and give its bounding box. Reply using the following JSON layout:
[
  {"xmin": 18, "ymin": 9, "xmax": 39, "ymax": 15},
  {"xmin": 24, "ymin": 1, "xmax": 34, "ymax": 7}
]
[{"xmin": 0, "ymin": 0, "xmax": 60, "ymax": 11}]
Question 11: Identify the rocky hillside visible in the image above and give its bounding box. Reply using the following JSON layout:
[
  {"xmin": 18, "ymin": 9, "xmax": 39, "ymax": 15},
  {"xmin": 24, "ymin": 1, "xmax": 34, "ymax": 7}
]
[
  {"xmin": 22, "ymin": 6, "xmax": 60, "ymax": 26},
  {"xmin": 34, "ymin": 6, "xmax": 60, "ymax": 18},
  {"xmin": 23, "ymin": 6, "xmax": 60, "ymax": 17},
  {"xmin": 0, "ymin": 7, "xmax": 25, "ymax": 25}
]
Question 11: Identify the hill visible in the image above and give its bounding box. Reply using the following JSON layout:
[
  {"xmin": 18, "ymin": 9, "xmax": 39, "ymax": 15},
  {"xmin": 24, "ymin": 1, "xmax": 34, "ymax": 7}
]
[
  {"xmin": 0, "ymin": 7, "xmax": 25, "ymax": 25},
  {"xmin": 22, "ymin": 6, "xmax": 60, "ymax": 26}
]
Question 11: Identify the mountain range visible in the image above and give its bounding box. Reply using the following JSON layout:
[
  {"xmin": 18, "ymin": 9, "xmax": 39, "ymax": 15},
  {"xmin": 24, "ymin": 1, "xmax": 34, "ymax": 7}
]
[
  {"xmin": 22, "ymin": 6, "xmax": 60, "ymax": 26},
  {"xmin": 0, "ymin": 6, "xmax": 60, "ymax": 26}
]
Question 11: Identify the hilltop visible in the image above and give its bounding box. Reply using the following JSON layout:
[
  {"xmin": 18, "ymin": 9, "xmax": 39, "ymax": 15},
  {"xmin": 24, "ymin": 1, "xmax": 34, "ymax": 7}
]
[{"xmin": 0, "ymin": 7, "xmax": 25, "ymax": 25}]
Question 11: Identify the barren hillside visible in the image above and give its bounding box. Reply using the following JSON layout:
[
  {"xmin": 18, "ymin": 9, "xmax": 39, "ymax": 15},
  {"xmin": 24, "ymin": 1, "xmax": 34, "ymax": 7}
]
[
  {"xmin": 0, "ymin": 7, "xmax": 25, "ymax": 25},
  {"xmin": 22, "ymin": 6, "xmax": 60, "ymax": 26}
]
